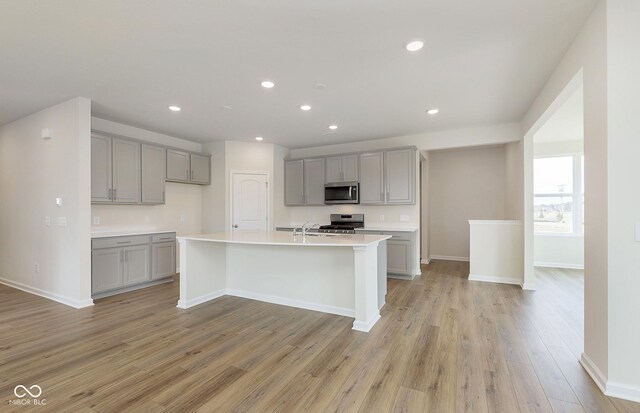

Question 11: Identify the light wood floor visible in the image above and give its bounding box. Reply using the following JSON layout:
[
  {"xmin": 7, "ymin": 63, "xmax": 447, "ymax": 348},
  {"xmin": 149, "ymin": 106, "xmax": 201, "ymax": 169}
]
[{"xmin": 1, "ymin": 261, "xmax": 639, "ymax": 412}]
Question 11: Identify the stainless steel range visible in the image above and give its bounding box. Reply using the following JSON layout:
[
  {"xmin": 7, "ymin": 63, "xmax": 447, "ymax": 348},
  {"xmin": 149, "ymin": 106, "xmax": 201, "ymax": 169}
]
[{"xmin": 318, "ymin": 214, "xmax": 364, "ymax": 234}]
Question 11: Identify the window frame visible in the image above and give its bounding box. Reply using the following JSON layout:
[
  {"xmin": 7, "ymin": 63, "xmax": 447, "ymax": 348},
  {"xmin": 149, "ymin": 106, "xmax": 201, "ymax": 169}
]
[{"xmin": 534, "ymin": 153, "xmax": 583, "ymax": 236}]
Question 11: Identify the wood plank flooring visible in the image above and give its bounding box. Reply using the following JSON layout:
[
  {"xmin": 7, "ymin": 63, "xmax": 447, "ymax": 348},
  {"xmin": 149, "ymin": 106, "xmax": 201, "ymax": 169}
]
[{"xmin": 1, "ymin": 262, "xmax": 638, "ymax": 412}]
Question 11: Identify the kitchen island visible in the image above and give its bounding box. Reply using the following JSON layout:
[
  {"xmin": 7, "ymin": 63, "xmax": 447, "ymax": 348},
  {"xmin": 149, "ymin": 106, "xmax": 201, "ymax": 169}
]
[{"xmin": 177, "ymin": 231, "xmax": 391, "ymax": 332}]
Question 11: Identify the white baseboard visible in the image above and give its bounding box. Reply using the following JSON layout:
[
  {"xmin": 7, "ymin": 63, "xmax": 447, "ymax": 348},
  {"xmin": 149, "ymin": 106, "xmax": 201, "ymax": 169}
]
[
  {"xmin": 580, "ymin": 353, "xmax": 640, "ymax": 403},
  {"xmin": 535, "ymin": 261, "xmax": 584, "ymax": 270},
  {"xmin": 430, "ymin": 255, "xmax": 470, "ymax": 262},
  {"xmin": 468, "ymin": 274, "xmax": 522, "ymax": 286},
  {"xmin": 421, "ymin": 258, "xmax": 431, "ymax": 264},
  {"xmin": 226, "ymin": 288, "xmax": 355, "ymax": 318},
  {"xmin": 580, "ymin": 353, "xmax": 608, "ymax": 394},
  {"xmin": 352, "ymin": 312, "xmax": 381, "ymax": 332},
  {"xmin": 606, "ymin": 381, "xmax": 640, "ymax": 403},
  {"xmin": 521, "ymin": 282, "xmax": 537, "ymax": 291},
  {"xmin": 176, "ymin": 289, "xmax": 226, "ymax": 309},
  {"xmin": 0, "ymin": 277, "xmax": 94, "ymax": 309}
]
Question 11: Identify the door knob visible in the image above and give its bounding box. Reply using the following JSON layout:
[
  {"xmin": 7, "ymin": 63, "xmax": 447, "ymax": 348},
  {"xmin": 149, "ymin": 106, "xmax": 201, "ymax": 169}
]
[{"xmin": 233, "ymin": 224, "xmax": 239, "ymax": 228}]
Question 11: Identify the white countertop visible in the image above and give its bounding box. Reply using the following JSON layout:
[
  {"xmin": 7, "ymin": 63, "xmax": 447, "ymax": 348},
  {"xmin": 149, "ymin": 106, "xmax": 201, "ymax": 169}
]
[
  {"xmin": 91, "ymin": 229, "xmax": 176, "ymax": 239},
  {"xmin": 276, "ymin": 223, "xmax": 419, "ymax": 232},
  {"xmin": 178, "ymin": 231, "xmax": 391, "ymax": 247}
]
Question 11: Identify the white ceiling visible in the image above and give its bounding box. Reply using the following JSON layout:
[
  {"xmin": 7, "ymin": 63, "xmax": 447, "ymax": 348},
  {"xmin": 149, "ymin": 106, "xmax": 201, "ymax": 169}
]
[
  {"xmin": 0, "ymin": 0, "xmax": 597, "ymax": 148},
  {"xmin": 535, "ymin": 85, "xmax": 584, "ymax": 143}
]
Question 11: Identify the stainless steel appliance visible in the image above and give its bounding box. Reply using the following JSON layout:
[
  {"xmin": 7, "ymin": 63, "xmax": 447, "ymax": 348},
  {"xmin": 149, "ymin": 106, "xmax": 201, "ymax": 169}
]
[
  {"xmin": 318, "ymin": 214, "xmax": 365, "ymax": 234},
  {"xmin": 324, "ymin": 182, "xmax": 359, "ymax": 205}
]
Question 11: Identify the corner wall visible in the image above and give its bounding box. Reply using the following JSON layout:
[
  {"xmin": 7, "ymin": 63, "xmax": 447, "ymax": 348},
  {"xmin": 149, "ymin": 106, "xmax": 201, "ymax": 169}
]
[{"xmin": 0, "ymin": 97, "xmax": 92, "ymax": 307}]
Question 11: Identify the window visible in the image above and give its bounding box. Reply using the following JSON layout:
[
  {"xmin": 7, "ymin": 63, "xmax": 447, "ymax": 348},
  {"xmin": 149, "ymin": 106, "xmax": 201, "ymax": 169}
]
[{"xmin": 534, "ymin": 155, "xmax": 584, "ymax": 234}]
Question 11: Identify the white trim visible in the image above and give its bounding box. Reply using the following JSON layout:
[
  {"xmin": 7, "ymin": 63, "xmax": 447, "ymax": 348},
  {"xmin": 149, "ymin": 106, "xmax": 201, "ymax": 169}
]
[
  {"xmin": 580, "ymin": 353, "xmax": 608, "ymax": 394},
  {"xmin": 430, "ymin": 255, "xmax": 470, "ymax": 262},
  {"xmin": 534, "ymin": 261, "xmax": 584, "ymax": 270},
  {"xmin": 226, "ymin": 288, "xmax": 355, "ymax": 318},
  {"xmin": 606, "ymin": 381, "xmax": 640, "ymax": 404},
  {"xmin": 176, "ymin": 289, "xmax": 226, "ymax": 309},
  {"xmin": 468, "ymin": 274, "xmax": 522, "ymax": 285},
  {"xmin": 0, "ymin": 277, "xmax": 94, "ymax": 309},
  {"xmin": 421, "ymin": 258, "xmax": 431, "ymax": 264},
  {"xmin": 229, "ymin": 170, "xmax": 271, "ymax": 232},
  {"xmin": 468, "ymin": 220, "xmax": 522, "ymax": 226},
  {"xmin": 521, "ymin": 282, "xmax": 537, "ymax": 290},
  {"xmin": 352, "ymin": 312, "xmax": 381, "ymax": 332}
]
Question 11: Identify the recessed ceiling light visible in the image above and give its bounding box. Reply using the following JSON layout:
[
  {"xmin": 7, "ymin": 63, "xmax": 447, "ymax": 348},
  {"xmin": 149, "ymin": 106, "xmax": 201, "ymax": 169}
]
[
  {"xmin": 168, "ymin": 105, "xmax": 181, "ymax": 112},
  {"xmin": 255, "ymin": 136, "xmax": 263, "ymax": 141},
  {"xmin": 329, "ymin": 125, "xmax": 338, "ymax": 130},
  {"xmin": 221, "ymin": 105, "xmax": 233, "ymax": 111},
  {"xmin": 300, "ymin": 105, "xmax": 311, "ymax": 111},
  {"xmin": 261, "ymin": 80, "xmax": 275, "ymax": 88},
  {"xmin": 405, "ymin": 40, "xmax": 424, "ymax": 52},
  {"xmin": 314, "ymin": 83, "xmax": 327, "ymax": 90},
  {"xmin": 427, "ymin": 108, "xmax": 439, "ymax": 115}
]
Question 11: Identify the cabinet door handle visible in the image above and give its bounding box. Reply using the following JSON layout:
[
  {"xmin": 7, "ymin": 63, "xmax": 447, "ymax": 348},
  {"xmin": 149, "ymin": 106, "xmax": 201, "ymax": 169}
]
[
  {"xmin": 125, "ymin": 250, "xmax": 128, "ymax": 262},
  {"xmin": 116, "ymin": 241, "xmax": 131, "ymax": 245},
  {"xmin": 191, "ymin": 170, "xmax": 194, "ymax": 180},
  {"xmin": 186, "ymin": 168, "xmax": 189, "ymax": 179},
  {"xmin": 113, "ymin": 188, "xmax": 117, "ymax": 200},
  {"xmin": 162, "ymin": 191, "xmax": 165, "ymax": 201},
  {"xmin": 120, "ymin": 250, "xmax": 124, "ymax": 262}
]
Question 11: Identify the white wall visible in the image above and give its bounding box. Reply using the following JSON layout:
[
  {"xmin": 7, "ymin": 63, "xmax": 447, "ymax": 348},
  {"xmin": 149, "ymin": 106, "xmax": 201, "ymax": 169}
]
[
  {"xmin": 428, "ymin": 146, "xmax": 507, "ymax": 260},
  {"xmin": 90, "ymin": 118, "xmax": 204, "ymax": 240},
  {"xmin": 504, "ymin": 141, "xmax": 524, "ymax": 220},
  {"xmin": 534, "ymin": 235, "xmax": 584, "ymax": 269},
  {"xmin": 0, "ymin": 97, "xmax": 92, "ymax": 307},
  {"xmin": 606, "ymin": 0, "xmax": 640, "ymax": 395},
  {"xmin": 201, "ymin": 141, "xmax": 226, "ymax": 233}
]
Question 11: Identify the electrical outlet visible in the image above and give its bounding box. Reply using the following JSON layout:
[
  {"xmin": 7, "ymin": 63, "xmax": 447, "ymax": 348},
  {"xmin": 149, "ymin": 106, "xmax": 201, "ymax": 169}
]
[
  {"xmin": 379, "ymin": 215, "xmax": 385, "ymax": 222},
  {"xmin": 93, "ymin": 216, "xmax": 101, "ymax": 225},
  {"xmin": 400, "ymin": 215, "xmax": 410, "ymax": 222},
  {"xmin": 180, "ymin": 214, "xmax": 186, "ymax": 222},
  {"xmin": 34, "ymin": 263, "xmax": 39, "ymax": 274},
  {"xmin": 144, "ymin": 215, "xmax": 150, "ymax": 223},
  {"xmin": 311, "ymin": 215, "xmax": 317, "ymax": 221},
  {"xmin": 44, "ymin": 216, "xmax": 51, "ymax": 226}
]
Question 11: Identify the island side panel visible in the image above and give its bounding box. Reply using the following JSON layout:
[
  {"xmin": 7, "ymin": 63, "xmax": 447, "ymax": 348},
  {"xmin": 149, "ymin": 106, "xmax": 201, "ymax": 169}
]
[
  {"xmin": 225, "ymin": 243, "xmax": 355, "ymax": 317},
  {"xmin": 352, "ymin": 243, "xmax": 382, "ymax": 332},
  {"xmin": 177, "ymin": 239, "xmax": 227, "ymax": 309},
  {"xmin": 377, "ymin": 239, "xmax": 388, "ymax": 309}
]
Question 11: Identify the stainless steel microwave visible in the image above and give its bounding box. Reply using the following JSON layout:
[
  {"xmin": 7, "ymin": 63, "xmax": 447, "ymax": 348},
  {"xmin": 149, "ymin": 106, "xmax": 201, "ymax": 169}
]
[{"xmin": 324, "ymin": 182, "xmax": 359, "ymax": 204}]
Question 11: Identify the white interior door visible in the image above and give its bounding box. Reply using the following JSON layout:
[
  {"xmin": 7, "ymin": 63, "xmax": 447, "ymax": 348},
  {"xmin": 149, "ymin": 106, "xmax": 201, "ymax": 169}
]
[{"xmin": 232, "ymin": 173, "xmax": 268, "ymax": 231}]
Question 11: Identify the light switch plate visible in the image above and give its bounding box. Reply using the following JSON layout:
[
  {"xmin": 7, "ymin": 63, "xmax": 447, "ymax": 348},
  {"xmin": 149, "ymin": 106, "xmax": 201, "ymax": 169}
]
[
  {"xmin": 93, "ymin": 216, "xmax": 100, "ymax": 225},
  {"xmin": 400, "ymin": 215, "xmax": 410, "ymax": 222},
  {"xmin": 44, "ymin": 216, "xmax": 51, "ymax": 226},
  {"xmin": 636, "ymin": 223, "xmax": 640, "ymax": 242},
  {"xmin": 57, "ymin": 217, "xmax": 67, "ymax": 227},
  {"xmin": 379, "ymin": 215, "xmax": 385, "ymax": 222},
  {"xmin": 56, "ymin": 197, "xmax": 62, "ymax": 207}
]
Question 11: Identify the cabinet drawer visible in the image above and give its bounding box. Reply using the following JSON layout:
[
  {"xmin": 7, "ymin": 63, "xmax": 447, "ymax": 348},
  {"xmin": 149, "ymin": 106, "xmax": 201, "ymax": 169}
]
[
  {"xmin": 152, "ymin": 233, "xmax": 176, "ymax": 243},
  {"xmin": 92, "ymin": 235, "xmax": 150, "ymax": 250},
  {"xmin": 381, "ymin": 231, "xmax": 412, "ymax": 241}
]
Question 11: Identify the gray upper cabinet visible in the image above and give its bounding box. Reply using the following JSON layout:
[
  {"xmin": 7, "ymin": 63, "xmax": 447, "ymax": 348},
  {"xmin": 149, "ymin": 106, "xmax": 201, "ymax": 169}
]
[
  {"xmin": 91, "ymin": 135, "xmax": 112, "ymax": 203},
  {"xmin": 166, "ymin": 149, "xmax": 210, "ymax": 185},
  {"xmin": 304, "ymin": 158, "xmax": 325, "ymax": 205},
  {"xmin": 112, "ymin": 138, "xmax": 141, "ymax": 204},
  {"xmin": 141, "ymin": 144, "xmax": 166, "ymax": 204},
  {"xmin": 190, "ymin": 153, "xmax": 210, "ymax": 184},
  {"xmin": 359, "ymin": 152, "xmax": 385, "ymax": 205},
  {"xmin": 166, "ymin": 149, "xmax": 190, "ymax": 182},
  {"xmin": 284, "ymin": 160, "xmax": 305, "ymax": 206},
  {"xmin": 385, "ymin": 148, "xmax": 416, "ymax": 204},
  {"xmin": 326, "ymin": 155, "xmax": 358, "ymax": 183}
]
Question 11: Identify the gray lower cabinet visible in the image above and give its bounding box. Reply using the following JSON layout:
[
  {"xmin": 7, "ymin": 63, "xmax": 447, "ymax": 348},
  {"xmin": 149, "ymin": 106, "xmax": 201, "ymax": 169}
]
[
  {"xmin": 387, "ymin": 239, "xmax": 412, "ymax": 275},
  {"xmin": 285, "ymin": 160, "xmax": 305, "ymax": 205},
  {"xmin": 141, "ymin": 144, "xmax": 166, "ymax": 204},
  {"xmin": 152, "ymin": 242, "xmax": 176, "ymax": 280},
  {"xmin": 303, "ymin": 158, "xmax": 325, "ymax": 205},
  {"xmin": 91, "ymin": 232, "xmax": 176, "ymax": 297}
]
